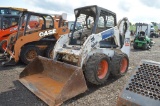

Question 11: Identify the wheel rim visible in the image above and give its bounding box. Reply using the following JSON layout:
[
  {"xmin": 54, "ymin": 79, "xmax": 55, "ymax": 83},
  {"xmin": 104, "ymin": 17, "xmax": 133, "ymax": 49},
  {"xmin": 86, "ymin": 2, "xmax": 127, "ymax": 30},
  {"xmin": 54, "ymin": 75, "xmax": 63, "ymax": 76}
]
[
  {"xmin": 26, "ymin": 49, "xmax": 38, "ymax": 61},
  {"xmin": 97, "ymin": 60, "xmax": 108, "ymax": 79},
  {"xmin": 120, "ymin": 57, "xmax": 128, "ymax": 73},
  {"xmin": 2, "ymin": 41, "xmax": 7, "ymax": 51}
]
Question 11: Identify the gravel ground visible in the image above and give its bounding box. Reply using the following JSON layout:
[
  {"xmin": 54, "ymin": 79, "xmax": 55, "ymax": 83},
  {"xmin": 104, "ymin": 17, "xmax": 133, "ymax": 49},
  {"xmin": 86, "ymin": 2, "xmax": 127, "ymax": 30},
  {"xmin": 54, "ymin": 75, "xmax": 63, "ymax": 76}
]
[{"xmin": 0, "ymin": 38, "xmax": 160, "ymax": 106}]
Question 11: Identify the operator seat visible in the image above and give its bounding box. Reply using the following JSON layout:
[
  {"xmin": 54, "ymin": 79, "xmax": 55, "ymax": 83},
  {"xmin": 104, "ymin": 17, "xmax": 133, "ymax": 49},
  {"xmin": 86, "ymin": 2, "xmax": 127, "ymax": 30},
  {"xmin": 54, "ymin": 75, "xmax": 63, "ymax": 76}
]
[{"xmin": 138, "ymin": 31, "xmax": 145, "ymax": 41}]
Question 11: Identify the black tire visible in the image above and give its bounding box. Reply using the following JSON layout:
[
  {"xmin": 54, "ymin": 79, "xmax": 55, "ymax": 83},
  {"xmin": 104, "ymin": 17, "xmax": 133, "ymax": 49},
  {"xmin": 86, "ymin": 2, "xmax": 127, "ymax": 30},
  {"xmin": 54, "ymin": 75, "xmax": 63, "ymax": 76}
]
[
  {"xmin": 0, "ymin": 40, "xmax": 7, "ymax": 52},
  {"xmin": 142, "ymin": 43, "xmax": 148, "ymax": 50},
  {"xmin": 84, "ymin": 54, "xmax": 111, "ymax": 85},
  {"xmin": 20, "ymin": 45, "xmax": 41, "ymax": 64},
  {"xmin": 149, "ymin": 42, "xmax": 152, "ymax": 47},
  {"xmin": 45, "ymin": 44, "xmax": 55, "ymax": 58},
  {"xmin": 150, "ymin": 33, "xmax": 153, "ymax": 38},
  {"xmin": 133, "ymin": 43, "xmax": 138, "ymax": 49},
  {"xmin": 111, "ymin": 53, "xmax": 129, "ymax": 76}
]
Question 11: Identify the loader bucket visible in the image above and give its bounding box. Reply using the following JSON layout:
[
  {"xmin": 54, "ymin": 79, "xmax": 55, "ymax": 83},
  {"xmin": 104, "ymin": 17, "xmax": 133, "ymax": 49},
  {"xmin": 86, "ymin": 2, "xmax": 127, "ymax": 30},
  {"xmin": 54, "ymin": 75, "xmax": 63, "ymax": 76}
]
[{"xmin": 19, "ymin": 56, "xmax": 87, "ymax": 106}]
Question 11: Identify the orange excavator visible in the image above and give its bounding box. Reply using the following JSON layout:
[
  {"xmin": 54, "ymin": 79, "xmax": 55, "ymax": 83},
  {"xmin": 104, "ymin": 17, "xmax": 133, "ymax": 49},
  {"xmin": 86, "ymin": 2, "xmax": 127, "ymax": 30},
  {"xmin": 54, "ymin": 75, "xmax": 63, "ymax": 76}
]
[
  {"xmin": 0, "ymin": 10, "xmax": 69, "ymax": 65},
  {"xmin": 0, "ymin": 7, "xmax": 27, "ymax": 52}
]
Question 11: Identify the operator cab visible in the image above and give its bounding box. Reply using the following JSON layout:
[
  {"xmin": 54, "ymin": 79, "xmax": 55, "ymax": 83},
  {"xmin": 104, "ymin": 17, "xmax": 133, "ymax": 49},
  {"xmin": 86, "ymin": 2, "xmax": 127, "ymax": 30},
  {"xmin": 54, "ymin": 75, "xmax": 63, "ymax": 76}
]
[
  {"xmin": 0, "ymin": 7, "xmax": 21, "ymax": 15},
  {"xmin": 16, "ymin": 11, "xmax": 54, "ymax": 38},
  {"xmin": 140, "ymin": 31, "xmax": 145, "ymax": 36},
  {"xmin": 0, "ymin": 15, "xmax": 19, "ymax": 30},
  {"xmin": 0, "ymin": 7, "xmax": 21, "ymax": 30},
  {"xmin": 0, "ymin": 7, "xmax": 26, "ymax": 32},
  {"xmin": 69, "ymin": 5, "xmax": 117, "ymax": 48},
  {"xmin": 68, "ymin": 21, "xmax": 82, "ymax": 32},
  {"xmin": 138, "ymin": 31, "xmax": 146, "ymax": 41}
]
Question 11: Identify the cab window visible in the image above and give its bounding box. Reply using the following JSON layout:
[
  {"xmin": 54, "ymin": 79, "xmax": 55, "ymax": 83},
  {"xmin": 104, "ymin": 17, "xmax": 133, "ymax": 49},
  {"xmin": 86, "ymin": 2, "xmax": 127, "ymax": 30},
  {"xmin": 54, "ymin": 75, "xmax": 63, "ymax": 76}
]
[
  {"xmin": 25, "ymin": 15, "xmax": 53, "ymax": 34},
  {"xmin": 45, "ymin": 16, "xmax": 53, "ymax": 29},
  {"xmin": 0, "ymin": 9, "xmax": 9, "ymax": 14},
  {"xmin": 2, "ymin": 17, "xmax": 19, "ymax": 29},
  {"xmin": 98, "ymin": 16, "xmax": 105, "ymax": 28},
  {"xmin": 96, "ymin": 11, "xmax": 116, "ymax": 34},
  {"xmin": 106, "ymin": 16, "xmax": 114, "ymax": 27},
  {"xmin": 26, "ymin": 15, "xmax": 42, "ymax": 33}
]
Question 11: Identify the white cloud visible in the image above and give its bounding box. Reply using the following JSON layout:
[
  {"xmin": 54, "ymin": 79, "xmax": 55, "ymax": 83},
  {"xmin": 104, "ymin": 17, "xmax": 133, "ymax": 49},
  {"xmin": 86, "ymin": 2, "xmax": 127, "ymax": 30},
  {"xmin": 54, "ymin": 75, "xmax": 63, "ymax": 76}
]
[
  {"xmin": 22, "ymin": 0, "xmax": 160, "ymax": 23},
  {"xmin": 139, "ymin": 0, "xmax": 160, "ymax": 9},
  {"xmin": 123, "ymin": 0, "xmax": 160, "ymax": 23}
]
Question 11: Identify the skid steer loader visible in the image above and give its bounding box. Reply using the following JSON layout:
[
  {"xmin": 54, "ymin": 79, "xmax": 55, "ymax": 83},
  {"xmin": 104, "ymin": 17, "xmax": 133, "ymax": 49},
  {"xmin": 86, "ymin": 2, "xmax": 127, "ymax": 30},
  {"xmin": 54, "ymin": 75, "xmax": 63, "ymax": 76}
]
[
  {"xmin": 19, "ymin": 5, "xmax": 131, "ymax": 106},
  {"xmin": 0, "ymin": 7, "xmax": 27, "ymax": 52},
  {"xmin": 0, "ymin": 10, "xmax": 69, "ymax": 65}
]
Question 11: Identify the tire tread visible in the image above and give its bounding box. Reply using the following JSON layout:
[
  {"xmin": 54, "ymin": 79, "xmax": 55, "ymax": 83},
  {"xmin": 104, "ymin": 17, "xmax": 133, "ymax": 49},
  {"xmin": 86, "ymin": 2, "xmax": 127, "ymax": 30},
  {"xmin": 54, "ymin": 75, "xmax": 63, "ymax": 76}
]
[{"xmin": 84, "ymin": 54, "xmax": 111, "ymax": 85}]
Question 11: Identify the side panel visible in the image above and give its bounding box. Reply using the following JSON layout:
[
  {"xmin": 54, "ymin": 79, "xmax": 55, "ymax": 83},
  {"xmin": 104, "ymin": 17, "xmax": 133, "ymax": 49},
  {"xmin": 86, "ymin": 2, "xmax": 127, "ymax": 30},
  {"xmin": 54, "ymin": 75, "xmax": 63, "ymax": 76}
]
[
  {"xmin": 53, "ymin": 33, "xmax": 70, "ymax": 59},
  {"xmin": 79, "ymin": 28, "xmax": 116, "ymax": 67},
  {"xmin": 13, "ymin": 29, "xmax": 56, "ymax": 62},
  {"xmin": 120, "ymin": 30, "xmax": 130, "ymax": 57},
  {"xmin": 0, "ymin": 25, "xmax": 18, "ymax": 41},
  {"xmin": 118, "ymin": 17, "xmax": 131, "ymax": 57}
]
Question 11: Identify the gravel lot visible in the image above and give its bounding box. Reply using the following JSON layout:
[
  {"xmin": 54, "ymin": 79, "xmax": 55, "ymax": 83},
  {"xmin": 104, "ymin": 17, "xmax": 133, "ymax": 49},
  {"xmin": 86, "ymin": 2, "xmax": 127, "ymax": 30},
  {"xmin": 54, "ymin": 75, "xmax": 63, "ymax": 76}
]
[{"xmin": 0, "ymin": 38, "xmax": 160, "ymax": 106}]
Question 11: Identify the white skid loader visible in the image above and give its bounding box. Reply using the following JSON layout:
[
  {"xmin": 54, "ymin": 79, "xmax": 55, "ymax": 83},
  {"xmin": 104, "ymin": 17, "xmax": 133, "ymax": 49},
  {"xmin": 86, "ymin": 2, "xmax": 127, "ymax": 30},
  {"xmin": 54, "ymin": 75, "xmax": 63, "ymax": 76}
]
[{"xmin": 19, "ymin": 5, "xmax": 131, "ymax": 106}]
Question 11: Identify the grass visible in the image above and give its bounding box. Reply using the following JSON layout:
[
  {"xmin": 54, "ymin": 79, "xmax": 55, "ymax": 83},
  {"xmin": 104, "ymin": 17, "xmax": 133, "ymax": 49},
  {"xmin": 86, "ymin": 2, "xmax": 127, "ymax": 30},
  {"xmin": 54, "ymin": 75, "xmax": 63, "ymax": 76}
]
[
  {"xmin": 130, "ymin": 25, "xmax": 136, "ymax": 31},
  {"xmin": 130, "ymin": 25, "xmax": 158, "ymax": 32}
]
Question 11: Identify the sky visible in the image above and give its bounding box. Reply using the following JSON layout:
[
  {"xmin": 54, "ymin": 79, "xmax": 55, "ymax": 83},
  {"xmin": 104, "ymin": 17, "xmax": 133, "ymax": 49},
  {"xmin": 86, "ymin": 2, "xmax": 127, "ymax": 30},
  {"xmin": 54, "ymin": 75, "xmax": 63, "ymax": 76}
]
[{"xmin": 1, "ymin": 0, "xmax": 160, "ymax": 24}]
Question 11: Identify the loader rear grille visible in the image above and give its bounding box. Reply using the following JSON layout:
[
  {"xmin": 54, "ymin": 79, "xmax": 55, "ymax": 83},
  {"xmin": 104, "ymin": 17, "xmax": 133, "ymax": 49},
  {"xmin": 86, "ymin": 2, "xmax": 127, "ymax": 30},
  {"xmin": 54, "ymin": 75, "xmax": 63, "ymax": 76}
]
[{"xmin": 126, "ymin": 63, "xmax": 160, "ymax": 100}]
